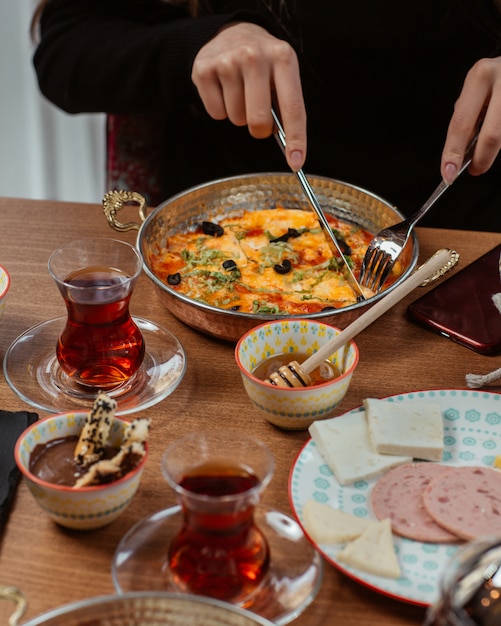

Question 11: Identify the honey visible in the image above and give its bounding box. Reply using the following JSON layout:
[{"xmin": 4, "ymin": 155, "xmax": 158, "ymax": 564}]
[{"xmin": 252, "ymin": 352, "xmax": 341, "ymax": 386}]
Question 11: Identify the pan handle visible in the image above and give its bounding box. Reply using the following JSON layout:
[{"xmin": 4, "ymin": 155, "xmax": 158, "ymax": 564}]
[
  {"xmin": 103, "ymin": 190, "xmax": 150, "ymax": 232},
  {"xmin": 0, "ymin": 585, "xmax": 27, "ymax": 626}
]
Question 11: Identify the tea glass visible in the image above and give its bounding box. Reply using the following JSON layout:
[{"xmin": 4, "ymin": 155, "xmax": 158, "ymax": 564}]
[
  {"xmin": 424, "ymin": 537, "xmax": 501, "ymax": 626},
  {"xmin": 48, "ymin": 238, "xmax": 145, "ymax": 389},
  {"xmin": 161, "ymin": 431, "xmax": 275, "ymax": 604}
]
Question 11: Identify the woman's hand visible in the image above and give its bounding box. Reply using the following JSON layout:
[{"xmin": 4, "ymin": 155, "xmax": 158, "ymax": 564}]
[
  {"xmin": 441, "ymin": 56, "xmax": 501, "ymax": 183},
  {"xmin": 192, "ymin": 22, "xmax": 307, "ymax": 171}
]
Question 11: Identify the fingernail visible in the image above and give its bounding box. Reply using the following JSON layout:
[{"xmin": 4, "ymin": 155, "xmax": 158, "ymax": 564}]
[
  {"xmin": 290, "ymin": 150, "xmax": 304, "ymax": 172},
  {"xmin": 443, "ymin": 163, "xmax": 457, "ymax": 185}
]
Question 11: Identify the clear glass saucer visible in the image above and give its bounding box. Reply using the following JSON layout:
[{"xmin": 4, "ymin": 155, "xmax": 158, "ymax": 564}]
[
  {"xmin": 3, "ymin": 316, "xmax": 186, "ymax": 415},
  {"xmin": 112, "ymin": 505, "xmax": 324, "ymax": 625}
]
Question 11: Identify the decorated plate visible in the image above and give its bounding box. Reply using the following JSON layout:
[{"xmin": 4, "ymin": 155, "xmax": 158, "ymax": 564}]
[{"xmin": 288, "ymin": 389, "xmax": 501, "ymax": 606}]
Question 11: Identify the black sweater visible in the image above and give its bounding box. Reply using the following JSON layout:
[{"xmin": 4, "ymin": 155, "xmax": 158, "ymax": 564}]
[{"xmin": 34, "ymin": 0, "xmax": 501, "ymax": 230}]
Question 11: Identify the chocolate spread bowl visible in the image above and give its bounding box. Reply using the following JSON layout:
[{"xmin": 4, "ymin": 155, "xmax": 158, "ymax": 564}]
[
  {"xmin": 103, "ymin": 173, "xmax": 419, "ymax": 342},
  {"xmin": 14, "ymin": 411, "xmax": 148, "ymax": 530}
]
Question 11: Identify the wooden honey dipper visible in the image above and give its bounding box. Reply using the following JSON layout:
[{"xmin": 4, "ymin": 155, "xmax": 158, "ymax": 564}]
[{"xmin": 266, "ymin": 248, "xmax": 459, "ymax": 387}]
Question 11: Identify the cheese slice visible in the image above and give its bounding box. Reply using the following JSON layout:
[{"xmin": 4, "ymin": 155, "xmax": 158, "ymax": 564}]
[
  {"xmin": 308, "ymin": 410, "xmax": 412, "ymax": 486},
  {"xmin": 302, "ymin": 499, "xmax": 378, "ymax": 544},
  {"xmin": 336, "ymin": 518, "xmax": 401, "ymax": 579},
  {"xmin": 364, "ymin": 398, "xmax": 444, "ymax": 462}
]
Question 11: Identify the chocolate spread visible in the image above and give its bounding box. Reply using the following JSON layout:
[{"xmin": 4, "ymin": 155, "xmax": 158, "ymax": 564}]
[{"xmin": 29, "ymin": 435, "xmax": 119, "ymax": 486}]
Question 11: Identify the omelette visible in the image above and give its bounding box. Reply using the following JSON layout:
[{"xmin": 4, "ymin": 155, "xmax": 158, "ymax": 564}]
[{"xmin": 147, "ymin": 208, "xmax": 387, "ymax": 314}]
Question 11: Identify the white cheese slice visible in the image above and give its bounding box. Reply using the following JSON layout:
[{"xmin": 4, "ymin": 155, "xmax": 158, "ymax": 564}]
[
  {"xmin": 308, "ymin": 410, "xmax": 412, "ymax": 486},
  {"xmin": 364, "ymin": 398, "xmax": 444, "ymax": 462},
  {"xmin": 336, "ymin": 518, "xmax": 401, "ymax": 579},
  {"xmin": 302, "ymin": 499, "xmax": 378, "ymax": 544}
]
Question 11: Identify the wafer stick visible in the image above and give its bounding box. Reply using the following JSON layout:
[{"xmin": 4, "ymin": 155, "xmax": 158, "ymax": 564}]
[{"xmin": 74, "ymin": 392, "xmax": 117, "ymax": 465}]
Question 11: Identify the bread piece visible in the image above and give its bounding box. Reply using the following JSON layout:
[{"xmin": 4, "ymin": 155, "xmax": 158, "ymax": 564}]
[
  {"xmin": 308, "ymin": 410, "xmax": 412, "ymax": 486},
  {"xmin": 364, "ymin": 398, "xmax": 444, "ymax": 462},
  {"xmin": 337, "ymin": 518, "xmax": 401, "ymax": 579},
  {"xmin": 302, "ymin": 499, "xmax": 377, "ymax": 544}
]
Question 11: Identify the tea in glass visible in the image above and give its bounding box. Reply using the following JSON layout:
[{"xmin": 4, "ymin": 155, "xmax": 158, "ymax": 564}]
[
  {"xmin": 48, "ymin": 238, "xmax": 144, "ymax": 388},
  {"xmin": 162, "ymin": 431, "xmax": 274, "ymax": 603}
]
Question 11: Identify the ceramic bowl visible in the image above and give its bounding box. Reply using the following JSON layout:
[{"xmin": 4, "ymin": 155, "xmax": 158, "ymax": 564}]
[
  {"xmin": 21, "ymin": 592, "xmax": 276, "ymax": 626},
  {"xmin": 0, "ymin": 264, "xmax": 10, "ymax": 321},
  {"xmin": 235, "ymin": 319, "xmax": 358, "ymax": 430},
  {"xmin": 14, "ymin": 412, "xmax": 148, "ymax": 530}
]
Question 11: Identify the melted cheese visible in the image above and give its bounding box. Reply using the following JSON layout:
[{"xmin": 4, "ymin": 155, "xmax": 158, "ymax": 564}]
[{"xmin": 148, "ymin": 208, "xmax": 388, "ymax": 314}]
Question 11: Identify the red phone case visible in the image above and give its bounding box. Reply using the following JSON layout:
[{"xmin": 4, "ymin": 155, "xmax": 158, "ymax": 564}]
[{"xmin": 407, "ymin": 243, "xmax": 501, "ymax": 355}]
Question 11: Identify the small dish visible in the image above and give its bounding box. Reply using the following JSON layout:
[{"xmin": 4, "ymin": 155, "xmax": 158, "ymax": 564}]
[
  {"xmin": 235, "ymin": 319, "xmax": 358, "ymax": 430},
  {"xmin": 15, "ymin": 411, "xmax": 148, "ymax": 530},
  {"xmin": 3, "ymin": 316, "xmax": 186, "ymax": 415},
  {"xmin": 112, "ymin": 505, "xmax": 323, "ymax": 625},
  {"xmin": 0, "ymin": 264, "xmax": 10, "ymax": 322},
  {"xmin": 21, "ymin": 591, "xmax": 277, "ymax": 626}
]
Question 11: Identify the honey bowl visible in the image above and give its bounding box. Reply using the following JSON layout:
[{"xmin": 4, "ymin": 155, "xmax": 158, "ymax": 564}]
[
  {"xmin": 235, "ymin": 319, "xmax": 358, "ymax": 430},
  {"xmin": 14, "ymin": 411, "xmax": 148, "ymax": 530}
]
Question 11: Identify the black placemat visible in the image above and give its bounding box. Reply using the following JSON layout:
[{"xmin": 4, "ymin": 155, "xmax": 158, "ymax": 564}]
[{"xmin": 0, "ymin": 410, "xmax": 38, "ymax": 531}]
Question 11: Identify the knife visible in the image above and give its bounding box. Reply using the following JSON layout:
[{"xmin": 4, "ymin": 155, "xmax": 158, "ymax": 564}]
[{"xmin": 271, "ymin": 108, "xmax": 366, "ymax": 301}]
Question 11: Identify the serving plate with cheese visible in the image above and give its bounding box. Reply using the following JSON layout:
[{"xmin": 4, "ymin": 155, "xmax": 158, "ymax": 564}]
[{"xmin": 288, "ymin": 389, "xmax": 501, "ymax": 606}]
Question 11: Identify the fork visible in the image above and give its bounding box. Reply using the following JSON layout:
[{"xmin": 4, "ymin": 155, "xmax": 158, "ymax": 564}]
[{"xmin": 359, "ymin": 132, "xmax": 479, "ymax": 293}]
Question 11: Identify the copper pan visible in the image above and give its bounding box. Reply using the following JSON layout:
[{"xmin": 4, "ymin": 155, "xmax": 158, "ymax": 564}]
[{"xmin": 103, "ymin": 173, "xmax": 419, "ymax": 342}]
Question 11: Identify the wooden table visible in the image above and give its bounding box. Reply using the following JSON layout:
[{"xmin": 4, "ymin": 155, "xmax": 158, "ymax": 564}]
[{"xmin": 0, "ymin": 196, "xmax": 500, "ymax": 625}]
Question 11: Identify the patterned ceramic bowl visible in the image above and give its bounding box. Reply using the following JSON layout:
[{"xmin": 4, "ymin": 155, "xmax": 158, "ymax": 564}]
[
  {"xmin": 0, "ymin": 264, "xmax": 10, "ymax": 321},
  {"xmin": 14, "ymin": 412, "xmax": 148, "ymax": 530},
  {"xmin": 235, "ymin": 320, "xmax": 358, "ymax": 430}
]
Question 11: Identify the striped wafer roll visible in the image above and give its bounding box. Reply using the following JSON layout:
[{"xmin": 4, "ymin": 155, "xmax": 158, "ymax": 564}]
[
  {"xmin": 73, "ymin": 417, "xmax": 150, "ymax": 488},
  {"xmin": 74, "ymin": 392, "xmax": 117, "ymax": 465}
]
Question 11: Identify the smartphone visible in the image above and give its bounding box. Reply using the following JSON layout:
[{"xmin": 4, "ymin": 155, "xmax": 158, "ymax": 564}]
[{"xmin": 407, "ymin": 243, "xmax": 501, "ymax": 355}]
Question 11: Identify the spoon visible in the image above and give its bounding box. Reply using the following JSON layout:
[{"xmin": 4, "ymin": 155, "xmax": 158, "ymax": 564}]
[{"xmin": 265, "ymin": 248, "xmax": 459, "ymax": 387}]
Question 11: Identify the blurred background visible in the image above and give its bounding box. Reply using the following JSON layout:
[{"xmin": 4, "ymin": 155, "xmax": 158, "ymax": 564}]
[{"xmin": 1, "ymin": 0, "xmax": 105, "ymax": 203}]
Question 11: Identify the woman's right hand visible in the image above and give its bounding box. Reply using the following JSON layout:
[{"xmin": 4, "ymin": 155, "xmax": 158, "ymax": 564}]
[
  {"xmin": 441, "ymin": 57, "xmax": 501, "ymax": 184},
  {"xmin": 192, "ymin": 21, "xmax": 307, "ymax": 171}
]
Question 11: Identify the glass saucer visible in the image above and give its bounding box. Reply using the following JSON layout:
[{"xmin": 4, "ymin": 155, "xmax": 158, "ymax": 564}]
[
  {"xmin": 3, "ymin": 316, "xmax": 186, "ymax": 415},
  {"xmin": 112, "ymin": 505, "xmax": 324, "ymax": 625}
]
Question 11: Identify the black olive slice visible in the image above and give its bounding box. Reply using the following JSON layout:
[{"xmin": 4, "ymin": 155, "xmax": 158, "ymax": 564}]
[
  {"xmin": 229, "ymin": 305, "xmax": 241, "ymax": 311},
  {"xmin": 274, "ymin": 259, "xmax": 292, "ymax": 274},
  {"xmin": 202, "ymin": 221, "xmax": 224, "ymax": 237},
  {"xmin": 270, "ymin": 228, "xmax": 301, "ymax": 243},
  {"xmin": 167, "ymin": 273, "xmax": 181, "ymax": 286},
  {"xmin": 338, "ymin": 239, "xmax": 352, "ymax": 256},
  {"xmin": 222, "ymin": 259, "xmax": 237, "ymax": 270}
]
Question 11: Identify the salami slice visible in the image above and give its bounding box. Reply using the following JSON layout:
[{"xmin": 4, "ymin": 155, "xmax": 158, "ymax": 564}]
[
  {"xmin": 370, "ymin": 462, "xmax": 459, "ymax": 543},
  {"xmin": 423, "ymin": 466, "xmax": 501, "ymax": 541}
]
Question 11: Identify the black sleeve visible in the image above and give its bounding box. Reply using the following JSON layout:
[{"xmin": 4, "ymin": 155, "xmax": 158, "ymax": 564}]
[
  {"xmin": 33, "ymin": 0, "xmax": 283, "ymax": 114},
  {"xmin": 456, "ymin": 0, "xmax": 501, "ymax": 51}
]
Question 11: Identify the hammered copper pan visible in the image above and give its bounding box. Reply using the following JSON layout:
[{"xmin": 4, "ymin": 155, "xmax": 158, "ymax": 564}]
[{"xmin": 103, "ymin": 173, "xmax": 418, "ymax": 342}]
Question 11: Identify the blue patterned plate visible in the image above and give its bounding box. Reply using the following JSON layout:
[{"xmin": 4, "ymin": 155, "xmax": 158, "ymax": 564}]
[{"xmin": 288, "ymin": 389, "xmax": 501, "ymax": 606}]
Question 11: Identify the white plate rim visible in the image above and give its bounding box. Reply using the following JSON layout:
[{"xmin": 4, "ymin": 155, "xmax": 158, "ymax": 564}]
[{"xmin": 288, "ymin": 388, "xmax": 501, "ymax": 607}]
